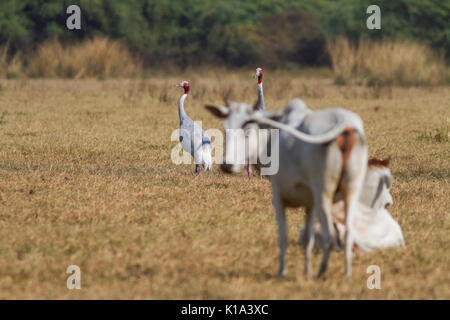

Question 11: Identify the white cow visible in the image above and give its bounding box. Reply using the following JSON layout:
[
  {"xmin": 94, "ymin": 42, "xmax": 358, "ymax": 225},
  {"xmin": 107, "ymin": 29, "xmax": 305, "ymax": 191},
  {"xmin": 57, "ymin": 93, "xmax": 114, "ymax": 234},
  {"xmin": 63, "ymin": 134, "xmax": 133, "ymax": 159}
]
[
  {"xmin": 299, "ymin": 157, "xmax": 405, "ymax": 252},
  {"xmin": 206, "ymin": 98, "xmax": 368, "ymax": 279}
]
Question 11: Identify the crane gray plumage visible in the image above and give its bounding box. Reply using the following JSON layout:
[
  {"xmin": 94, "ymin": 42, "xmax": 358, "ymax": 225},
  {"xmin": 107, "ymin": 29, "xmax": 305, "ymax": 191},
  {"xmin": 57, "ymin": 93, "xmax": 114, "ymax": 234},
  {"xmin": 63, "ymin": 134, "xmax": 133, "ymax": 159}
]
[
  {"xmin": 176, "ymin": 81, "xmax": 212, "ymax": 173},
  {"xmin": 245, "ymin": 67, "xmax": 266, "ymax": 178}
]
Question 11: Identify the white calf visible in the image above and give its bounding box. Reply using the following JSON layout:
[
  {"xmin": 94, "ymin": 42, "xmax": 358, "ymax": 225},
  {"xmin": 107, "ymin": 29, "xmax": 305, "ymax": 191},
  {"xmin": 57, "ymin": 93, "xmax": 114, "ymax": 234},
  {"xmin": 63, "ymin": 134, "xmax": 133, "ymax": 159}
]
[{"xmin": 299, "ymin": 157, "xmax": 405, "ymax": 251}]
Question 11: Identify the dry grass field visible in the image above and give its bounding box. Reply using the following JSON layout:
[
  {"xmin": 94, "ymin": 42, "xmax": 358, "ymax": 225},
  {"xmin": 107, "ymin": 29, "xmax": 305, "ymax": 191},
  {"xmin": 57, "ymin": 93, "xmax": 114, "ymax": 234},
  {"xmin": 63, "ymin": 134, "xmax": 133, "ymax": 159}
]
[{"xmin": 0, "ymin": 71, "xmax": 448, "ymax": 299}]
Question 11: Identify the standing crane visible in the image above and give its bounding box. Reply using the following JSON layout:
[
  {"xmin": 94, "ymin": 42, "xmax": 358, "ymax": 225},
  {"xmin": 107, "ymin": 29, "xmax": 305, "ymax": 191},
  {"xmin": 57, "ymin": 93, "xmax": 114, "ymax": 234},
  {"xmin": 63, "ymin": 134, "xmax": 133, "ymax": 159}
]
[
  {"xmin": 175, "ymin": 81, "xmax": 212, "ymax": 174},
  {"xmin": 246, "ymin": 67, "xmax": 265, "ymax": 178}
]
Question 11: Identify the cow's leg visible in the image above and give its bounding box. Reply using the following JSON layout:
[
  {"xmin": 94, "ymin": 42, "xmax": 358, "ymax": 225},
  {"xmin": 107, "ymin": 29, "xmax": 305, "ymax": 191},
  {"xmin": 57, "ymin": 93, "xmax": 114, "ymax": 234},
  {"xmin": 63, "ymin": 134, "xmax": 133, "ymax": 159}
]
[
  {"xmin": 341, "ymin": 139, "xmax": 368, "ymax": 280},
  {"xmin": 342, "ymin": 173, "xmax": 365, "ymax": 280},
  {"xmin": 316, "ymin": 193, "xmax": 334, "ymax": 278},
  {"xmin": 272, "ymin": 187, "xmax": 287, "ymax": 276},
  {"xmin": 303, "ymin": 208, "xmax": 315, "ymax": 278},
  {"xmin": 312, "ymin": 147, "xmax": 341, "ymax": 278},
  {"xmin": 343, "ymin": 193, "xmax": 358, "ymax": 280},
  {"xmin": 328, "ymin": 204, "xmax": 339, "ymax": 250}
]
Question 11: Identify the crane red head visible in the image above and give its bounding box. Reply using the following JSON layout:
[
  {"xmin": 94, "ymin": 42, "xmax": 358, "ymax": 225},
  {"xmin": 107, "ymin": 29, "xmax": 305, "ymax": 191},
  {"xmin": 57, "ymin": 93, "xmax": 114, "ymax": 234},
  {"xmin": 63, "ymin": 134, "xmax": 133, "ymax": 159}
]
[
  {"xmin": 176, "ymin": 81, "xmax": 190, "ymax": 94},
  {"xmin": 253, "ymin": 67, "xmax": 263, "ymax": 84}
]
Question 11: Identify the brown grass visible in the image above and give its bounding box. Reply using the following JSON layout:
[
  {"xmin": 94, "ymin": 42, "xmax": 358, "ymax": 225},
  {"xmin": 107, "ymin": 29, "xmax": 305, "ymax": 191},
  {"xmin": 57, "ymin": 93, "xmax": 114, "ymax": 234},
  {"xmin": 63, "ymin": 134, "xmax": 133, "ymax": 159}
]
[
  {"xmin": 26, "ymin": 37, "xmax": 142, "ymax": 79},
  {"xmin": 418, "ymin": 118, "xmax": 449, "ymax": 143},
  {"xmin": 0, "ymin": 72, "xmax": 448, "ymax": 299},
  {"xmin": 327, "ymin": 37, "xmax": 449, "ymax": 86}
]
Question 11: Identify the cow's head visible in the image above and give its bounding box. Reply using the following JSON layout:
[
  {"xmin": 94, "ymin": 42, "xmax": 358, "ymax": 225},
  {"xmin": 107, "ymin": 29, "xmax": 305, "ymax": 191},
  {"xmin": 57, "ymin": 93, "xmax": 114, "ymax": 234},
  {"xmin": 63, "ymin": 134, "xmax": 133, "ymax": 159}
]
[
  {"xmin": 205, "ymin": 102, "xmax": 263, "ymax": 174},
  {"xmin": 360, "ymin": 157, "xmax": 393, "ymax": 210}
]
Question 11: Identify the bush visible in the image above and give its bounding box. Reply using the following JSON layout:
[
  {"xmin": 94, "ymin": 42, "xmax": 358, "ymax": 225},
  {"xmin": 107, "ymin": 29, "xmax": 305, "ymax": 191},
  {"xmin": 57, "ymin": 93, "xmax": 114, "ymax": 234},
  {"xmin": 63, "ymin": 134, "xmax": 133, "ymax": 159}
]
[
  {"xmin": 320, "ymin": 0, "xmax": 450, "ymax": 60},
  {"xmin": 27, "ymin": 37, "xmax": 142, "ymax": 78},
  {"xmin": 327, "ymin": 37, "xmax": 448, "ymax": 86},
  {"xmin": 0, "ymin": 44, "xmax": 24, "ymax": 78}
]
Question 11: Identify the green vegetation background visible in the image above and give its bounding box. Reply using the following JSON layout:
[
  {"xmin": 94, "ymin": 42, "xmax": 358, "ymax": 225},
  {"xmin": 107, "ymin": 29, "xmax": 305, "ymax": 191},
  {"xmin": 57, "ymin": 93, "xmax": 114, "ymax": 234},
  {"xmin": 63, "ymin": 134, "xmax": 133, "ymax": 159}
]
[{"xmin": 1, "ymin": 0, "xmax": 448, "ymax": 67}]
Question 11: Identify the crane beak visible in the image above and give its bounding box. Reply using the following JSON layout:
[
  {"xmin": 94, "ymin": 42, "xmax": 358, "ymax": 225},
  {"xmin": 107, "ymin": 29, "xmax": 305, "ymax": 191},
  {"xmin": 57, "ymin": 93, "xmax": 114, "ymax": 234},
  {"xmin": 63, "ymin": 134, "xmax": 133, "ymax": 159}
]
[{"xmin": 175, "ymin": 83, "xmax": 181, "ymax": 87}]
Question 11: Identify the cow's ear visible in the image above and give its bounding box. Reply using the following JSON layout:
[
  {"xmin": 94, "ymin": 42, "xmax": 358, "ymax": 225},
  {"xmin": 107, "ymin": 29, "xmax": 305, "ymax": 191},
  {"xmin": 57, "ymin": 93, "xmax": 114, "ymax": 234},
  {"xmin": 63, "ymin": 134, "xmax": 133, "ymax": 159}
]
[
  {"xmin": 265, "ymin": 109, "xmax": 284, "ymax": 122},
  {"xmin": 382, "ymin": 155, "xmax": 391, "ymax": 167},
  {"xmin": 205, "ymin": 105, "xmax": 229, "ymax": 118},
  {"xmin": 368, "ymin": 156, "xmax": 391, "ymax": 168},
  {"xmin": 253, "ymin": 100, "xmax": 259, "ymax": 111}
]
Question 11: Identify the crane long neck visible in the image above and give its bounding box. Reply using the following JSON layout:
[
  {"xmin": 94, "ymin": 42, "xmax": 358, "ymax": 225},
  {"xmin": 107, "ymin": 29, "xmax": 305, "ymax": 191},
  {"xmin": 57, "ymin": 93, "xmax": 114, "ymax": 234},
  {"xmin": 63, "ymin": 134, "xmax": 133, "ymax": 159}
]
[
  {"xmin": 178, "ymin": 93, "xmax": 188, "ymax": 122},
  {"xmin": 257, "ymin": 82, "xmax": 265, "ymax": 111}
]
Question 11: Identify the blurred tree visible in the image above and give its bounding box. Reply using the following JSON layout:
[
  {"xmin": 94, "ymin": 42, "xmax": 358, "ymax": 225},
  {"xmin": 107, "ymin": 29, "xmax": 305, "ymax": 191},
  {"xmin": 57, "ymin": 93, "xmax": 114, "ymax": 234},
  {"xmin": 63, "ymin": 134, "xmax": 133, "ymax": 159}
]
[
  {"xmin": 258, "ymin": 11, "xmax": 329, "ymax": 67},
  {"xmin": 0, "ymin": 0, "xmax": 447, "ymax": 66},
  {"xmin": 0, "ymin": 0, "xmax": 31, "ymax": 50}
]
